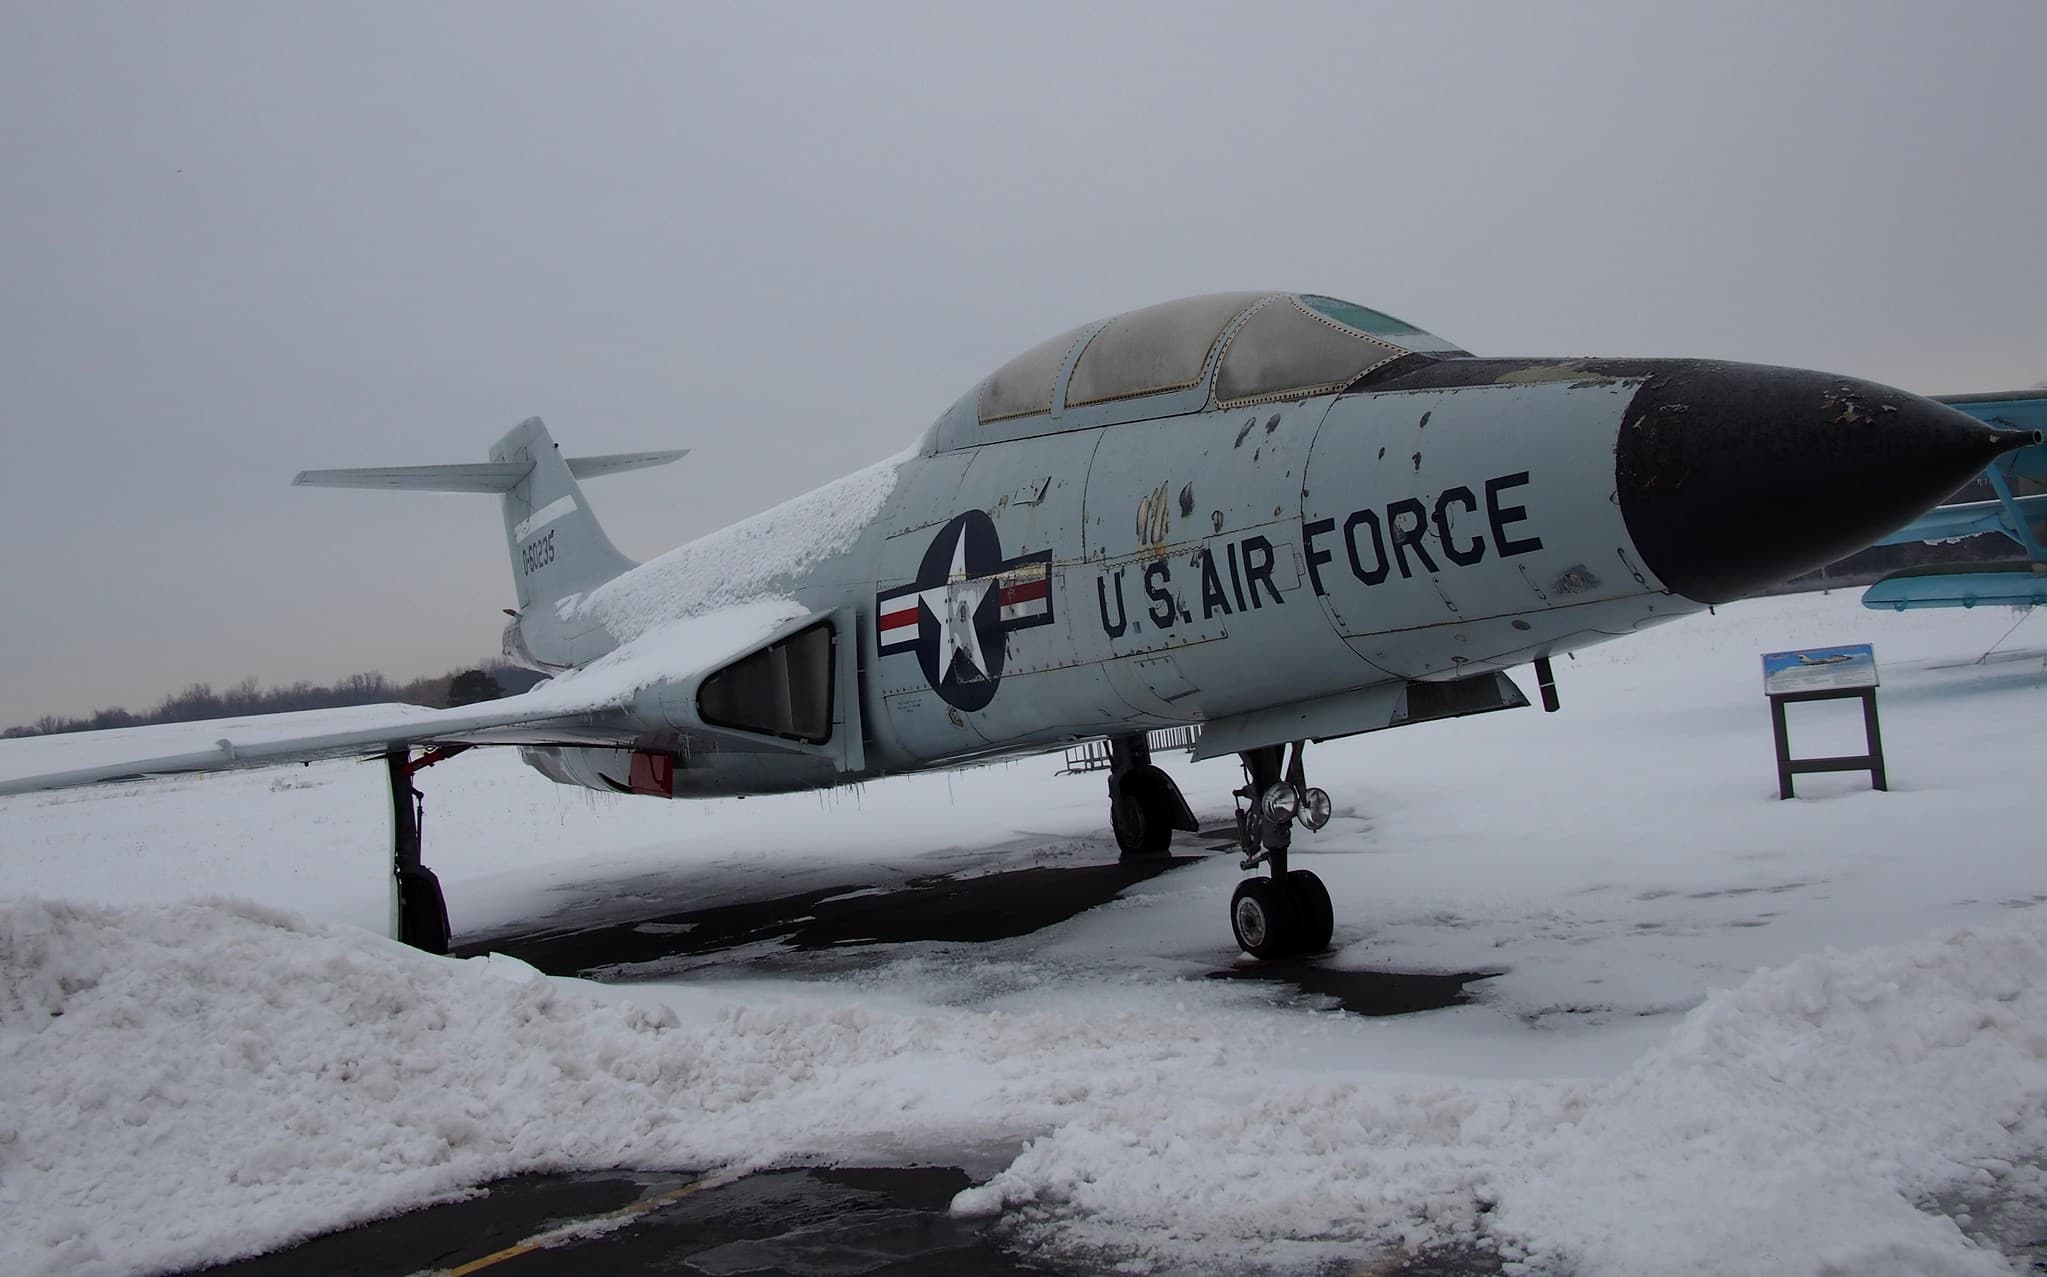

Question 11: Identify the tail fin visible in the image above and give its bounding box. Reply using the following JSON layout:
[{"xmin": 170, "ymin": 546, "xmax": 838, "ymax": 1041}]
[
  {"xmin": 295, "ymin": 417, "xmax": 686, "ymax": 662},
  {"xmin": 485, "ymin": 417, "xmax": 643, "ymax": 613}
]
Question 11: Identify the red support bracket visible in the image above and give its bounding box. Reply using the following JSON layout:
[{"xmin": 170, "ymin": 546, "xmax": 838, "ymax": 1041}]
[{"xmin": 397, "ymin": 743, "xmax": 471, "ymax": 779}]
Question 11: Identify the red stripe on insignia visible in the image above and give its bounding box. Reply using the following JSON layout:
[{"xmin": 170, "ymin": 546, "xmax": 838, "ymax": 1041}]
[
  {"xmin": 879, "ymin": 605, "xmax": 920, "ymax": 632},
  {"xmin": 999, "ymin": 579, "xmax": 1049, "ymax": 609}
]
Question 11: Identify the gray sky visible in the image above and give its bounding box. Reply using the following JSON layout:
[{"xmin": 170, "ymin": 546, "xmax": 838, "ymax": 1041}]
[{"xmin": 3, "ymin": 2, "xmax": 2043, "ymax": 727}]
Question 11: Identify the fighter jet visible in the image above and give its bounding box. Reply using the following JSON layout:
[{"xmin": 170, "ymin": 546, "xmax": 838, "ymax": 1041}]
[{"xmin": 0, "ymin": 291, "xmax": 2028, "ymax": 959}]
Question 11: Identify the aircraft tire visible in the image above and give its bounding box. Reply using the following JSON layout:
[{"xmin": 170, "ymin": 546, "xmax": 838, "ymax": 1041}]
[
  {"xmin": 396, "ymin": 863, "xmax": 452, "ymax": 956},
  {"xmin": 1286, "ymin": 870, "xmax": 1334, "ymax": 954},
  {"xmin": 1230, "ymin": 877, "xmax": 1299, "ymax": 959},
  {"xmin": 1111, "ymin": 765, "xmax": 1175, "ymax": 858}
]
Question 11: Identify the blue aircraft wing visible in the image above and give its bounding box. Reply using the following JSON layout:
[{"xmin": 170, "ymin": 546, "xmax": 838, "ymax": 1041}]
[
  {"xmin": 1870, "ymin": 490, "xmax": 2047, "ymax": 547},
  {"xmin": 1863, "ymin": 561, "xmax": 2047, "ymax": 610},
  {"xmin": 1935, "ymin": 390, "xmax": 2047, "ymax": 447},
  {"xmin": 1866, "ymin": 390, "xmax": 2038, "ymax": 540},
  {"xmin": 1862, "ymin": 394, "xmax": 2047, "ymax": 612}
]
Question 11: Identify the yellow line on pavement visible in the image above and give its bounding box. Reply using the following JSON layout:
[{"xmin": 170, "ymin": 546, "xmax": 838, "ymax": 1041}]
[{"xmin": 432, "ymin": 1171, "xmax": 733, "ymax": 1276}]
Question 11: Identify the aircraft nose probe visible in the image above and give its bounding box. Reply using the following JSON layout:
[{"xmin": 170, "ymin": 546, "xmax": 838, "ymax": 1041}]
[{"xmin": 1612, "ymin": 363, "xmax": 2039, "ymax": 604}]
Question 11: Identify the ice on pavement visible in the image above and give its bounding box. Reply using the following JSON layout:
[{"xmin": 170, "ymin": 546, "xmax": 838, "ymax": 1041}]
[{"xmin": 5, "ymin": 591, "xmax": 2047, "ymax": 1275}]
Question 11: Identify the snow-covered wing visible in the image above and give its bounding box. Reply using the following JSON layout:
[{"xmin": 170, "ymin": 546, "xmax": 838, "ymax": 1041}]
[
  {"xmin": 0, "ymin": 598, "xmax": 813, "ymax": 797},
  {"xmin": 0, "ymin": 699, "xmax": 611, "ymax": 797}
]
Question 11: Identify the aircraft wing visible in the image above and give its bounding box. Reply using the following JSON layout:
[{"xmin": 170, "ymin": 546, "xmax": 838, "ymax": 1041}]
[
  {"xmin": 0, "ymin": 598, "xmax": 810, "ymax": 798},
  {"xmin": 0, "ymin": 699, "xmax": 601, "ymax": 796},
  {"xmin": 1934, "ymin": 390, "xmax": 2047, "ymax": 440},
  {"xmin": 1869, "ymin": 491, "xmax": 2047, "ymax": 547},
  {"xmin": 1866, "ymin": 394, "xmax": 2047, "ymax": 550}
]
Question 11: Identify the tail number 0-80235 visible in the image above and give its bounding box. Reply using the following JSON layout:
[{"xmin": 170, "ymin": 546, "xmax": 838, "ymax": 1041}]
[{"xmin": 521, "ymin": 529, "xmax": 556, "ymax": 575}]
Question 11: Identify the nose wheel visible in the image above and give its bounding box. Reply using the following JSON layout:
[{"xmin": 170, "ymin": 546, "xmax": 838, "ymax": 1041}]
[
  {"xmin": 1229, "ymin": 743, "xmax": 1334, "ymax": 958},
  {"xmin": 1229, "ymin": 870, "xmax": 1335, "ymax": 958},
  {"xmin": 1284, "ymin": 868, "xmax": 1335, "ymax": 952}
]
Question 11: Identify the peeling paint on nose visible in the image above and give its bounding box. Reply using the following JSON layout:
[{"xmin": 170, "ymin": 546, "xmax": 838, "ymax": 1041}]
[{"xmin": 1613, "ymin": 361, "xmax": 2027, "ymax": 603}]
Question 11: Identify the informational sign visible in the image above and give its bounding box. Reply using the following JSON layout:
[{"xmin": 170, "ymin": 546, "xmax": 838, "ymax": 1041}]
[{"xmin": 1760, "ymin": 643, "xmax": 1879, "ymax": 695}]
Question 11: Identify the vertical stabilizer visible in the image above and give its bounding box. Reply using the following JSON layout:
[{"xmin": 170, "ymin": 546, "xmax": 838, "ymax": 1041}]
[
  {"xmin": 294, "ymin": 417, "xmax": 681, "ymax": 670},
  {"xmin": 490, "ymin": 417, "xmax": 636, "ymax": 616}
]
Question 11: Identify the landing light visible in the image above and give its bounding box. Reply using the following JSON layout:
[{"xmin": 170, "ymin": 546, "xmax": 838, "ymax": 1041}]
[
  {"xmin": 1299, "ymin": 787, "xmax": 1332, "ymax": 831},
  {"xmin": 1259, "ymin": 782, "xmax": 1300, "ymax": 825}
]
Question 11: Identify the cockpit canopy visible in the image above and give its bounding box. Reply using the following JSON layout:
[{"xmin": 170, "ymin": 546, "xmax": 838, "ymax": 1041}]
[{"xmin": 954, "ymin": 292, "xmax": 1465, "ymax": 449}]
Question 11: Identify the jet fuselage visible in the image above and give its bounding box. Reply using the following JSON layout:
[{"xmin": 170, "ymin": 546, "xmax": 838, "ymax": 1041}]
[{"xmin": 521, "ymin": 343, "xmax": 2009, "ymax": 799}]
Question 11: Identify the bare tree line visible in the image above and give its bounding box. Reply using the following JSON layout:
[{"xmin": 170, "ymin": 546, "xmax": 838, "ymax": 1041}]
[{"xmin": 3, "ymin": 661, "xmax": 547, "ymax": 739}]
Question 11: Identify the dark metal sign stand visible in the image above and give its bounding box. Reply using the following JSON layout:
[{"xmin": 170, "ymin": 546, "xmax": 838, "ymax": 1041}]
[
  {"xmin": 1761, "ymin": 643, "xmax": 1886, "ymax": 800},
  {"xmin": 1768, "ymin": 685, "xmax": 1887, "ymax": 799}
]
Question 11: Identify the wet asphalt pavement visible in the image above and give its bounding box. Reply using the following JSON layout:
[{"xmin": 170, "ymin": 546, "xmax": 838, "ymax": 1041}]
[
  {"xmin": 445, "ymin": 839, "xmax": 1497, "ymax": 1017},
  {"xmin": 187, "ymin": 1167, "xmax": 1046, "ymax": 1277}
]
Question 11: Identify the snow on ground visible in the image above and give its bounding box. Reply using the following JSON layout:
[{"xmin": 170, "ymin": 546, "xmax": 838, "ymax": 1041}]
[{"xmin": 4, "ymin": 591, "xmax": 2047, "ymax": 1274}]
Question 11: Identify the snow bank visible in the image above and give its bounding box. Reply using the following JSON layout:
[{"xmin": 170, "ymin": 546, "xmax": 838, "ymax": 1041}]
[
  {"xmin": 5, "ymin": 895, "xmax": 2046, "ymax": 1276},
  {"xmin": 962, "ymin": 916, "xmax": 2047, "ymax": 1274},
  {"xmin": 563, "ymin": 449, "xmax": 910, "ymax": 642},
  {"xmin": 0, "ymin": 898, "xmax": 1246, "ymax": 1275},
  {"xmin": 1496, "ymin": 919, "xmax": 2047, "ymax": 1273}
]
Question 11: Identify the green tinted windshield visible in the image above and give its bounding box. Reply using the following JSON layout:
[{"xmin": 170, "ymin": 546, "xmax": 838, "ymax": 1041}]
[{"xmin": 1299, "ymin": 295, "xmax": 1428, "ymax": 338}]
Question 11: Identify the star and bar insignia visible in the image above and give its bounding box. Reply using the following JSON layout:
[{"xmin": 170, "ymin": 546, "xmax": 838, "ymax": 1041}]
[{"xmin": 876, "ymin": 510, "xmax": 1053, "ymax": 712}]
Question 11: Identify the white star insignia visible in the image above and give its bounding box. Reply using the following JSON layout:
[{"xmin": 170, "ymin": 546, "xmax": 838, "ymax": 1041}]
[{"xmin": 917, "ymin": 530, "xmax": 993, "ymax": 684}]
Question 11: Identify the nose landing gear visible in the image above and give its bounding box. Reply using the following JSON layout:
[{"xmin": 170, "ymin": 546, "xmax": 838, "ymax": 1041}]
[{"xmin": 1229, "ymin": 743, "xmax": 1334, "ymax": 958}]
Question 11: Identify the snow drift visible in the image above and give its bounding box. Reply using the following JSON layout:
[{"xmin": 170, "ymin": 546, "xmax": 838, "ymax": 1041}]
[{"xmin": 4, "ymin": 895, "xmax": 2045, "ymax": 1275}]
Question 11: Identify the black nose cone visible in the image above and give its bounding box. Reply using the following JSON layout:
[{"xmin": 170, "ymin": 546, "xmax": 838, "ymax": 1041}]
[{"xmin": 1615, "ymin": 361, "xmax": 2033, "ymax": 604}]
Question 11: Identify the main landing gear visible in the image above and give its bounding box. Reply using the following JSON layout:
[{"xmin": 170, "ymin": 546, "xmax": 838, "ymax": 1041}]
[
  {"xmin": 1227, "ymin": 743, "xmax": 1334, "ymax": 959},
  {"xmin": 1102, "ymin": 733, "xmax": 1336, "ymax": 958},
  {"xmin": 386, "ymin": 745, "xmax": 467, "ymax": 955},
  {"xmin": 1106, "ymin": 732, "xmax": 1199, "ymax": 857}
]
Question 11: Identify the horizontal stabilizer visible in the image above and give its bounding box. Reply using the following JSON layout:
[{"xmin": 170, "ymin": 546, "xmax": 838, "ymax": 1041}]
[
  {"xmin": 1863, "ymin": 562, "xmax": 2047, "ymax": 611},
  {"xmin": 293, "ymin": 463, "xmax": 534, "ymax": 492},
  {"xmin": 568, "ymin": 449, "xmax": 688, "ymax": 479},
  {"xmin": 294, "ymin": 449, "xmax": 686, "ymax": 493}
]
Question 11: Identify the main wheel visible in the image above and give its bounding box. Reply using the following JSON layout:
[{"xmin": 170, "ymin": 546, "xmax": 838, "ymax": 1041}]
[
  {"xmin": 395, "ymin": 863, "xmax": 451, "ymax": 955},
  {"xmin": 1230, "ymin": 877, "xmax": 1300, "ymax": 959},
  {"xmin": 1110, "ymin": 765, "xmax": 1175, "ymax": 858},
  {"xmin": 1286, "ymin": 869, "xmax": 1334, "ymax": 954}
]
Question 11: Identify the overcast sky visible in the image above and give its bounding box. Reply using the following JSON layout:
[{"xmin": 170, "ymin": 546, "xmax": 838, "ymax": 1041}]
[{"xmin": 3, "ymin": 2, "xmax": 2043, "ymax": 726}]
